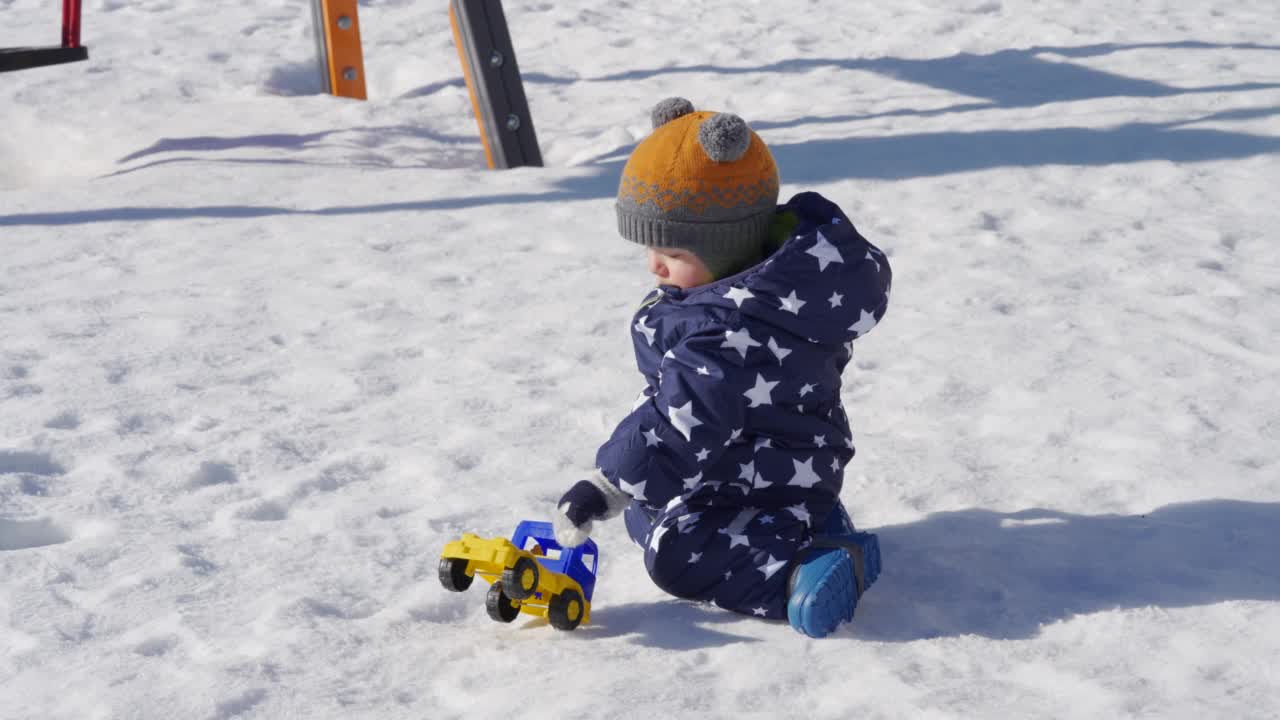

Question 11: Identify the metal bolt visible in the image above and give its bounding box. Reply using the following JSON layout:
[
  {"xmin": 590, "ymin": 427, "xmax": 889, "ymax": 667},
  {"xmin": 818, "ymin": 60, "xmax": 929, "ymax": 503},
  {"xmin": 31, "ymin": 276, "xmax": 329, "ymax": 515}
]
[
  {"xmin": 343, "ymin": 67, "xmax": 358, "ymax": 81},
  {"xmin": 489, "ymin": 50, "xmax": 504, "ymax": 68},
  {"xmin": 337, "ymin": 15, "xmax": 352, "ymax": 30},
  {"xmin": 506, "ymin": 114, "xmax": 521, "ymax": 131}
]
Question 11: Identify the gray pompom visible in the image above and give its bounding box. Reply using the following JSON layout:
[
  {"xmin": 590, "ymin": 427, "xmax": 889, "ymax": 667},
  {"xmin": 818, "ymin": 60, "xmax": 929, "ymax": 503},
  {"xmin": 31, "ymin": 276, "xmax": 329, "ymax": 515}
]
[
  {"xmin": 651, "ymin": 97, "xmax": 695, "ymax": 128},
  {"xmin": 697, "ymin": 113, "xmax": 752, "ymax": 162}
]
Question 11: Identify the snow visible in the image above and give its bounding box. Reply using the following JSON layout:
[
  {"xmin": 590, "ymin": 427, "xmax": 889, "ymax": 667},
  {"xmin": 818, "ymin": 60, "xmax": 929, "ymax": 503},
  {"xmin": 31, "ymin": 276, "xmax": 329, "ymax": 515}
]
[{"xmin": 3, "ymin": 0, "xmax": 1280, "ymax": 717}]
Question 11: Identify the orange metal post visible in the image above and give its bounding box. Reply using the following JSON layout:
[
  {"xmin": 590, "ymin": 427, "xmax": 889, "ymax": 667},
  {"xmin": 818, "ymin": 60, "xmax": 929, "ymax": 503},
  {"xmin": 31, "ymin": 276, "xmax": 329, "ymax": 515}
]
[
  {"xmin": 448, "ymin": 4, "xmax": 495, "ymax": 169},
  {"xmin": 316, "ymin": 0, "xmax": 366, "ymax": 100}
]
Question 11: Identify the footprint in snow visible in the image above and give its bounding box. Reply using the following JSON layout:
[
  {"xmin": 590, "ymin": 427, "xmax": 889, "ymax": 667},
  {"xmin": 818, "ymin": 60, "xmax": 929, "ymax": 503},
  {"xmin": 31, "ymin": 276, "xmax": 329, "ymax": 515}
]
[
  {"xmin": 45, "ymin": 411, "xmax": 82, "ymax": 430},
  {"xmin": 134, "ymin": 635, "xmax": 181, "ymax": 657},
  {"xmin": 213, "ymin": 688, "xmax": 268, "ymax": 720},
  {"xmin": 187, "ymin": 461, "xmax": 238, "ymax": 490},
  {"xmin": 236, "ymin": 499, "xmax": 289, "ymax": 522},
  {"xmin": 0, "ymin": 517, "xmax": 71, "ymax": 552},
  {"xmin": 292, "ymin": 456, "xmax": 385, "ymax": 498},
  {"xmin": 176, "ymin": 544, "xmax": 218, "ymax": 576},
  {"xmin": 0, "ymin": 450, "xmax": 66, "ymax": 477}
]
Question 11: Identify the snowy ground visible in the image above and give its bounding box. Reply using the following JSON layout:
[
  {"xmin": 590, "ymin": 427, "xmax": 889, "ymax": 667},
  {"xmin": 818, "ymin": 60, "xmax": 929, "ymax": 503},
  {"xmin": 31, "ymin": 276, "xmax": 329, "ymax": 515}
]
[{"xmin": 3, "ymin": 1, "xmax": 1280, "ymax": 718}]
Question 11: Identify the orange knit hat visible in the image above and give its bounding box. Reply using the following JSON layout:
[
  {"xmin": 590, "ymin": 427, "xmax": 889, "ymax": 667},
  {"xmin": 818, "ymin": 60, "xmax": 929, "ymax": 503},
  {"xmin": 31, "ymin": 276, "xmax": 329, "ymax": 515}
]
[{"xmin": 616, "ymin": 98, "xmax": 779, "ymax": 276}]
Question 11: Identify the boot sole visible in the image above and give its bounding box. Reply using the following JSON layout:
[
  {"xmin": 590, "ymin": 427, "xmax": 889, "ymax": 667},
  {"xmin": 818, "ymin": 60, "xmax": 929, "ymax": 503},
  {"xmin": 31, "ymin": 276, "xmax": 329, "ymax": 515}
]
[{"xmin": 788, "ymin": 532, "xmax": 881, "ymax": 638}]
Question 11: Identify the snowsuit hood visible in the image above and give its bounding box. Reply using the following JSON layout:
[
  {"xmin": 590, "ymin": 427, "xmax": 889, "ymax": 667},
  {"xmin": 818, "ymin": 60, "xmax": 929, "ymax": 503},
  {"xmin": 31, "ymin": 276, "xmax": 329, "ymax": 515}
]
[
  {"xmin": 595, "ymin": 192, "xmax": 892, "ymax": 529},
  {"xmin": 664, "ymin": 192, "xmax": 891, "ymax": 346}
]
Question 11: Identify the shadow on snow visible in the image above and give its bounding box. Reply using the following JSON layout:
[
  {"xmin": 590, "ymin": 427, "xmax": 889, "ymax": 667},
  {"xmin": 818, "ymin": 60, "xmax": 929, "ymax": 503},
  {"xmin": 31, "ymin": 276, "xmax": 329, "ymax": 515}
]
[
  {"xmin": 856, "ymin": 499, "xmax": 1280, "ymax": 642},
  {"xmin": 567, "ymin": 600, "xmax": 764, "ymax": 649},
  {"xmin": 3, "ymin": 40, "xmax": 1278, "ymax": 225},
  {"xmin": 522, "ymin": 499, "xmax": 1280, "ymax": 648}
]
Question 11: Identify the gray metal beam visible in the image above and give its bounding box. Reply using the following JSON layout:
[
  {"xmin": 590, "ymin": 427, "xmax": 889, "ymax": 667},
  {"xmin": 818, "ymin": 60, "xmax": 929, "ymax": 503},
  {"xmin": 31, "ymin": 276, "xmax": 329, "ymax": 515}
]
[{"xmin": 450, "ymin": 0, "xmax": 543, "ymax": 169}]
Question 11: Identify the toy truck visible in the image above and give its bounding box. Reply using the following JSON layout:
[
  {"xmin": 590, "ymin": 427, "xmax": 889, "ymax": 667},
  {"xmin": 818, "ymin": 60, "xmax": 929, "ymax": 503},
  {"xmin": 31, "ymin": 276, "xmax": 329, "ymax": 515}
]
[{"xmin": 438, "ymin": 520, "xmax": 599, "ymax": 631}]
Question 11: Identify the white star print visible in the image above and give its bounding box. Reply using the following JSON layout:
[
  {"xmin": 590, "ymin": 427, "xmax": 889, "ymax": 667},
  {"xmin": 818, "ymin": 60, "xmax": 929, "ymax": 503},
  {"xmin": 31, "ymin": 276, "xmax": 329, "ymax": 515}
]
[
  {"xmin": 643, "ymin": 428, "xmax": 662, "ymax": 447},
  {"xmin": 806, "ymin": 231, "xmax": 844, "ymax": 271},
  {"xmin": 738, "ymin": 461, "xmax": 755, "ymax": 483},
  {"xmin": 696, "ymin": 366, "xmax": 710, "ymax": 376},
  {"xmin": 831, "ymin": 217, "xmax": 842, "ymax": 224},
  {"xmin": 788, "ymin": 457, "xmax": 824, "ymax": 488},
  {"xmin": 720, "ymin": 529, "xmax": 750, "ymax": 549},
  {"xmin": 752, "ymin": 607, "xmax": 768, "ymax": 617},
  {"xmin": 779, "ymin": 290, "xmax": 806, "ymax": 315},
  {"xmin": 757, "ymin": 554, "xmax": 787, "ymax": 581},
  {"xmin": 634, "ymin": 315, "xmax": 657, "ymax": 345},
  {"xmin": 723, "ymin": 286, "xmax": 755, "ymax": 308},
  {"xmin": 829, "ymin": 292, "xmax": 844, "ymax": 308},
  {"xmin": 724, "ymin": 570, "xmax": 733, "ymax": 580},
  {"xmin": 662, "ymin": 349, "xmax": 675, "ymax": 363},
  {"xmin": 831, "ymin": 458, "xmax": 842, "ymax": 472},
  {"xmin": 682, "ymin": 472, "xmax": 703, "ymax": 491},
  {"xmin": 690, "ymin": 552, "xmax": 702, "ymax": 564},
  {"xmin": 758, "ymin": 514, "xmax": 775, "ymax": 525},
  {"xmin": 668, "ymin": 401, "xmax": 703, "ymax": 441},
  {"xmin": 743, "ymin": 374, "xmax": 780, "ymax": 408},
  {"xmin": 722, "ymin": 328, "xmax": 762, "ymax": 359},
  {"xmin": 754, "ymin": 437, "xmax": 772, "ymax": 451},
  {"xmin": 695, "ymin": 448, "xmax": 710, "ymax": 462},
  {"xmin": 767, "ymin": 337, "xmax": 792, "ymax": 365},
  {"xmin": 752, "ymin": 469, "xmax": 772, "ymax": 489},
  {"xmin": 619, "ymin": 477, "xmax": 648, "ymax": 501},
  {"xmin": 724, "ymin": 428, "xmax": 743, "ymax": 446},
  {"xmin": 866, "ymin": 250, "xmax": 881, "ymax": 273},
  {"xmin": 814, "ymin": 435, "xmax": 827, "ymax": 448},
  {"xmin": 786, "ymin": 503, "xmax": 812, "ymax": 524},
  {"xmin": 649, "ymin": 522, "xmax": 670, "ymax": 551},
  {"xmin": 799, "ymin": 383, "xmax": 816, "ymax": 397},
  {"xmin": 849, "ymin": 309, "xmax": 878, "ymax": 337}
]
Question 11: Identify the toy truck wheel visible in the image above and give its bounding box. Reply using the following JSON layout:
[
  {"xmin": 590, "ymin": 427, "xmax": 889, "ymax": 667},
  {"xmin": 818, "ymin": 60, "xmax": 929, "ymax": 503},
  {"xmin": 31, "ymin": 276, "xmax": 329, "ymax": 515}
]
[
  {"xmin": 486, "ymin": 582, "xmax": 521, "ymax": 623},
  {"xmin": 548, "ymin": 588, "xmax": 585, "ymax": 631},
  {"xmin": 438, "ymin": 557, "xmax": 473, "ymax": 592},
  {"xmin": 501, "ymin": 557, "xmax": 540, "ymax": 600}
]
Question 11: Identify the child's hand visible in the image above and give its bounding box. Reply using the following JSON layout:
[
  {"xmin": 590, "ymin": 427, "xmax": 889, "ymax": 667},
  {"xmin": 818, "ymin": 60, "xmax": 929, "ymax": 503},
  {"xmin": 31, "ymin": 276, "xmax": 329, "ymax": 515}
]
[{"xmin": 553, "ymin": 471, "xmax": 630, "ymax": 547}]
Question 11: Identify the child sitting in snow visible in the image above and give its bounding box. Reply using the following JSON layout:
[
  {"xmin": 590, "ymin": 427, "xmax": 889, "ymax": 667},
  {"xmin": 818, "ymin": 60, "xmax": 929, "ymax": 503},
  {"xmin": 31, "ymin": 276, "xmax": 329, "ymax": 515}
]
[{"xmin": 552, "ymin": 98, "xmax": 891, "ymax": 638}]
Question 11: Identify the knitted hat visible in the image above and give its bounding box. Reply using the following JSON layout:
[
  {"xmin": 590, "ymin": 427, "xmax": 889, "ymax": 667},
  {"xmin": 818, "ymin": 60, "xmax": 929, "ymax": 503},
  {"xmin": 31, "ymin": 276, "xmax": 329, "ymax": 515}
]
[{"xmin": 616, "ymin": 97, "xmax": 780, "ymax": 278}]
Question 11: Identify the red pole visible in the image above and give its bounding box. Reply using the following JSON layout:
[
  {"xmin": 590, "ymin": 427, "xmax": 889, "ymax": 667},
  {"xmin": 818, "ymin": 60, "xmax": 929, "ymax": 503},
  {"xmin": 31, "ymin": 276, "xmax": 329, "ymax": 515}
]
[{"xmin": 62, "ymin": 0, "xmax": 82, "ymax": 49}]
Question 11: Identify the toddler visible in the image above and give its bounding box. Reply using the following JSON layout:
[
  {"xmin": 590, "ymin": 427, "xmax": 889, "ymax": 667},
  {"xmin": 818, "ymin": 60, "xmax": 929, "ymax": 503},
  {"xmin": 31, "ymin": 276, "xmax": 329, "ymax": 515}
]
[{"xmin": 553, "ymin": 98, "xmax": 891, "ymax": 638}]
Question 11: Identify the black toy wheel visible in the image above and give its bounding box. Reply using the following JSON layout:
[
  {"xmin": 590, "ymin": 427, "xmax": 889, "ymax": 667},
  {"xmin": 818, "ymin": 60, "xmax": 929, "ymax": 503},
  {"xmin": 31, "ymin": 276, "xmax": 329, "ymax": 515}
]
[
  {"xmin": 548, "ymin": 588, "xmax": 585, "ymax": 631},
  {"xmin": 501, "ymin": 557, "xmax": 540, "ymax": 600},
  {"xmin": 486, "ymin": 582, "xmax": 521, "ymax": 623},
  {"xmin": 438, "ymin": 557, "xmax": 473, "ymax": 592}
]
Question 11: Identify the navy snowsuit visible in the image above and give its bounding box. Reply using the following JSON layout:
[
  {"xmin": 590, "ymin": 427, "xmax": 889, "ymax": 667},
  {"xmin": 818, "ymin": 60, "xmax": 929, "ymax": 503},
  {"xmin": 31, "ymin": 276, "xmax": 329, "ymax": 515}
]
[{"xmin": 595, "ymin": 192, "xmax": 892, "ymax": 619}]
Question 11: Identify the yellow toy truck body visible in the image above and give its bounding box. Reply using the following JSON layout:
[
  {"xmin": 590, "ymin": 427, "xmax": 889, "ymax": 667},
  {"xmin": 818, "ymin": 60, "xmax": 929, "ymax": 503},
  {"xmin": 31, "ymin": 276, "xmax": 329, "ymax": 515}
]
[{"xmin": 438, "ymin": 522, "xmax": 598, "ymax": 631}]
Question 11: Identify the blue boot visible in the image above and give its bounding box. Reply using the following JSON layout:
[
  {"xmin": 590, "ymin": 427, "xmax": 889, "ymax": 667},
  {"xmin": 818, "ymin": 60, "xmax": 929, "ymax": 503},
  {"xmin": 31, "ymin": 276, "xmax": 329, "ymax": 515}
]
[{"xmin": 786, "ymin": 503, "xmax": 881, "ymax": 638}]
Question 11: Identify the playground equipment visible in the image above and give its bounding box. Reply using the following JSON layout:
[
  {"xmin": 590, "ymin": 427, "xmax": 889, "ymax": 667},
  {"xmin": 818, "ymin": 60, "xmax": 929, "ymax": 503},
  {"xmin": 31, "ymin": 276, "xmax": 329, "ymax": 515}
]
[
  {"xmin": 0, "ymin": 0, "xmax": 89, "ymax": 73},
  {"xmin": 449, "ymin": 0, "xmax": 543, "ymax": 168},
  {"xmin": 311, "ymin": 0, "xmax": 367, "ymax": 100},
  {"xmin": 310, "ymin": 0, "xmax": 542, "ymax": 169},
  {"xmin": 3, "ymin": 1, "xmax": 540, "ymax": 171}
]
